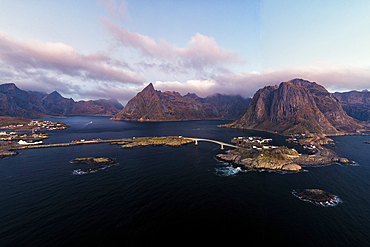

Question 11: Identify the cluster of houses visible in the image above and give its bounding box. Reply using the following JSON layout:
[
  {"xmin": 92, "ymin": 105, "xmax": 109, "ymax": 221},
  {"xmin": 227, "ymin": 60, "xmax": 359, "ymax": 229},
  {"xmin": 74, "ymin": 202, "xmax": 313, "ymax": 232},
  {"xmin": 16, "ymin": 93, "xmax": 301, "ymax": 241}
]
[
  {"xmin": 286, "ymin": 133, "xmax": 306, "ymax": 144},
  {"xmin": 302, "ymin": 144, "xmax": 317, "ymax": 154},
  {"xmin": 0, "ymin": 131, "xmax": 19, "ymax": 142},
  {"xmin": 286, "ymin": 133, "xmax": 318, "ymax": 154},
  {"xmin": 1, "ymin": 120, "xmax": 67, "ymax": 130},
  {"xmin": 0, "ymin": 131, "xmax": 49, "ymax": 145},
  {"xmin": 27, "ymin": 120, "xmax": 67, "ymax": 130},
  {"xmin": 0, "ymin": 124, "xmax": 24, "ymax": 129},
  {"xmin": 231, "ymin": 136, "xmax": 277, "ymax": 150}
]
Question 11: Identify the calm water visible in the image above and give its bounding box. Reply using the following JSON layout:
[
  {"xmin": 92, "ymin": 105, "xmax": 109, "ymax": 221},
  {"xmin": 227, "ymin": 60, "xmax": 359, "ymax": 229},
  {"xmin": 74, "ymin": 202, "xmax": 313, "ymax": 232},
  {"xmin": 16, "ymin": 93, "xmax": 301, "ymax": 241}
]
[{"xmin": 1, "ymin": 116, "xmax": 370, "ymax": 246}]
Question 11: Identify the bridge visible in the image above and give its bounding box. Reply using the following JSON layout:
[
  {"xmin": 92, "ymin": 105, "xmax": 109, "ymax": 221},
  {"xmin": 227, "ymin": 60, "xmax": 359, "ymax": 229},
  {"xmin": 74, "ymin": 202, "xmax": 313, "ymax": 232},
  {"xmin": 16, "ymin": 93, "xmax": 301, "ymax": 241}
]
[{"xmin": 184, "ymin": 137, "xmax": 238, "ymax": 150}]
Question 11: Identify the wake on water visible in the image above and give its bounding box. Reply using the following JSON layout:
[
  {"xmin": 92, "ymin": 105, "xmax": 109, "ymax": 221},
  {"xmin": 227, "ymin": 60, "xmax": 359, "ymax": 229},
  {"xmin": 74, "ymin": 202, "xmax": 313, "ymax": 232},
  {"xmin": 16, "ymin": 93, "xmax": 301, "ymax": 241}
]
[{"xmin": 83, "ymin": 121, "xmax": 93, "ymax": 127}]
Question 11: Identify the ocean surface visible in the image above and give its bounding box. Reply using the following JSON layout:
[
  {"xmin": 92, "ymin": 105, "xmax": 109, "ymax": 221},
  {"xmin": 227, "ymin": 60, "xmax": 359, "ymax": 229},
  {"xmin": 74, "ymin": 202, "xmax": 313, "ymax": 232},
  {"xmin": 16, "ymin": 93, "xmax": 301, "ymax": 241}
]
[{"xmin": 1, "ymin": 116, "xmax": 370, "ymax": 246}]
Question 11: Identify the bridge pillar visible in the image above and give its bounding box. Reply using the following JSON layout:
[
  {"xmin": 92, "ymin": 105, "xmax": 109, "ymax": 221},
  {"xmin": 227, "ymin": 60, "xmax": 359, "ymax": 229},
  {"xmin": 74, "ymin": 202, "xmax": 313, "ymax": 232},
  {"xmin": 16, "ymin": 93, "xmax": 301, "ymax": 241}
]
[
  {"xmin": 221, "ymin": 144, "xmax": 224, "ymax": 150},
  {"xmin": 195, "ymin": 140, "xmax": 198, "ymax": 145}
]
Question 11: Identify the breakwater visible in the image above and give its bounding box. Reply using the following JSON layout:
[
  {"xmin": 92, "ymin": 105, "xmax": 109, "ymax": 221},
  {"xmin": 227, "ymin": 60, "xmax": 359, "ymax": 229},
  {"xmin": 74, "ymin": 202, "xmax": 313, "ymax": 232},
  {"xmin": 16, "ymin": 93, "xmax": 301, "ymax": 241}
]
[
  {"xmin": 11, "ymin": 139, "xmax": 127, "ymax": 150},
  {"xmin": 10, "ymin": 137, "xmax": 197, "ymax": 150}
]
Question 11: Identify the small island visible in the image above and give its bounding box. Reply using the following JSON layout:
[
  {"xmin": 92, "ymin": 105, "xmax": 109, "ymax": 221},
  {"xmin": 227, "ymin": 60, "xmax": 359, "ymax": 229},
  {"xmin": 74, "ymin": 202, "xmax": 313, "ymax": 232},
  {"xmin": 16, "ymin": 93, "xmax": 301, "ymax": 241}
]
[
  {"xmin": 71, "ymin": 157, "xmax": 118, "ymax": 174},
  {"xmin": 292, "ymin": 189, "xmax": 341, "ymax": 206},
  {"xmin": 216, "ymin": 146, "xmax": 304, "ymax": 172},
  {"xmin": 111, "ymin": 136, "xmax": 194, "ymax": 148}
]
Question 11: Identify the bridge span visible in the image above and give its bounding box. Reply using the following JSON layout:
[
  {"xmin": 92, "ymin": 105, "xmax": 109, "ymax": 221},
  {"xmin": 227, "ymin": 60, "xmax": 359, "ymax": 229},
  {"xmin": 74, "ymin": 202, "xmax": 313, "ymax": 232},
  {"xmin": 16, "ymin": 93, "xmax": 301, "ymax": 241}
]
[{"xmin": 184, "ymin": 137, "xmax": 238, "ymax": 150}]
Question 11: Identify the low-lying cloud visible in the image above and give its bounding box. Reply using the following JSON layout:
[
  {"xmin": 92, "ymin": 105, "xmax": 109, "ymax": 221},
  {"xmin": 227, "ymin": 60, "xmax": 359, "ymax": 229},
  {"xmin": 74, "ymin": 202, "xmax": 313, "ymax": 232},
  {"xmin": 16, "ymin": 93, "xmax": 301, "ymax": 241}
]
[{"xmin": 153, "ymin": 61, "xmax": 370, "ymax": 99}]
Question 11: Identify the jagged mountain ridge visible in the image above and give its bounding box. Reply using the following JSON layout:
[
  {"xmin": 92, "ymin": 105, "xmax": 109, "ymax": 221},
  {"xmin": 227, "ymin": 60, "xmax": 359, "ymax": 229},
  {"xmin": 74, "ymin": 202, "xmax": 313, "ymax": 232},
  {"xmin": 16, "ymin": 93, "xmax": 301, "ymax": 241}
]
[
  {"xmin": 0, "ymin": 83, "xmax": 47, "ymax": 118},
  {"xmin": 111, "ymin": 83, "xmax": 250, "ymax": 121},
  {"xmin": 224, "ymin": 79, "xmax": 364, "ymax": 135},
  {"xmin": 0, "ymin": 83, "xmax": 123, "ymax": 117},
  {"xmin": 333, "ymin": 90, "xmax": 370, "ymax": 122}
]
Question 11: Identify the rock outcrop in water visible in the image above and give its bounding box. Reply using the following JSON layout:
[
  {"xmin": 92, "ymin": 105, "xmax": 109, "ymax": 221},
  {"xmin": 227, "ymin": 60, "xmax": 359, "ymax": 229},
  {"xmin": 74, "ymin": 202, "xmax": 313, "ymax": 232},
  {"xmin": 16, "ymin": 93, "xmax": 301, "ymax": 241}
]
[
  {"xmin": 111, "ymin": 83, "xmax": 250, "ymax": 121},
  {"xmin": 292, "ymin": 189, "xmax": 340, "ymax": 206},
  {"xmin": 223, "ymin": 79, "xmax": 364, "ymax": 135},
  {"xmin": 71, "ymin": 157, "xmax": 118, "ymax": 174}
]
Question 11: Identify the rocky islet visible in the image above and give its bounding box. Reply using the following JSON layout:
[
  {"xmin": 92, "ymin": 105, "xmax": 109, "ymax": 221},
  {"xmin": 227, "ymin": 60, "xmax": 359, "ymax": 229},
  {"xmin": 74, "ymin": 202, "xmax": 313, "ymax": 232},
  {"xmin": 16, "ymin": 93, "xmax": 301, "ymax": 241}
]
[
  {"xmin": 292, "ymin": 189, "xmax": 341, "ymax": 206},
  {"xmin": 71, "ymin": 157, "xmax": 118, "ymax": 174}
]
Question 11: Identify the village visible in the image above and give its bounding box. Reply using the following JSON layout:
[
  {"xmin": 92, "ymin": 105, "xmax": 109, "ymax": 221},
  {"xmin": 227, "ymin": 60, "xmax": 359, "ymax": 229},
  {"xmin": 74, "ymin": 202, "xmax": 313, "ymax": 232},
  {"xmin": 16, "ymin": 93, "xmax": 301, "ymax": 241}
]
[
  {"xmin": 0, "ymin": 120, "xmax": 68, "ymax": 131},
  {"xmin": 231, "ymin": 136, "xmax": 277, "ymax": 150},
  {"xmin": 286, "ymin": 133, "xmax": 318, "ymax": 154},
  {"xmin": 0, "ymin": 119, "xmax": 69, "ymax": 146},
  {"xmin": 0, "ymin": 130, "xmax": 50, "ymax": 145}
]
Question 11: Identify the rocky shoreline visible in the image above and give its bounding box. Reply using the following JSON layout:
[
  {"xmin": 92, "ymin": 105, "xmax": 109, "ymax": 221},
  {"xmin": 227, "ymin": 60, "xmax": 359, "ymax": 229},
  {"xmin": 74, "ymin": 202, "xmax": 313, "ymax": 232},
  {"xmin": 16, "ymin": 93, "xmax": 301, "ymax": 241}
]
[
  {"xmin": 215, "ymin": 136, "xmax": 354, "ymax": 173},
  {"xmin": 0, "ymin": 149, "xmax": 18, "ymax": 159}
]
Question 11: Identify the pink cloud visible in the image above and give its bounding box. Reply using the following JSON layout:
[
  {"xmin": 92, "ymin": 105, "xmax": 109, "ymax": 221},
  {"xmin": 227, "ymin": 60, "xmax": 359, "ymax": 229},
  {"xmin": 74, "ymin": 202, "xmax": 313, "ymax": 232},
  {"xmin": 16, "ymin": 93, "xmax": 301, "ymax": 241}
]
[
  {"xmin": 0, "ymin": 31, "xmax": 144, "ymax": 84},
  {"xmin": 97, "ymin": 0, "xmax": 130, "ymax": 22},
  {"xmin": 100, "ymin": 17, "xmax": 242, "ymax": 72}
]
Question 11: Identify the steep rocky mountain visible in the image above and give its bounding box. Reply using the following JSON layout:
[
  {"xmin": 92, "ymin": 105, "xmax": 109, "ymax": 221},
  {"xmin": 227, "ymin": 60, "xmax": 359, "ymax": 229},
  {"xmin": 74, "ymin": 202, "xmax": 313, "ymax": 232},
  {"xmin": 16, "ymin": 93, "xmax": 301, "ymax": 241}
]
[
  {"xmin": 111, "ymin": 83, "xmax": 250, "ymax": 121},
  {"xmin": 333, "ymin": 90, "xmax": 370, "ymax": 122},
  {"xmin": 0, "ymin": 83, "xmax": 123, "ymax": 117},
  {"xmin": 224, "ymin": 79, "xmax": 364, "ymax": 135},
  {"xmin": 41, "ymin": 91, "xmax": 74, "ymax": 115},
  {"xmin": 184, "ymin": 93, "xmax": 251, "ymax": 120},
  {"xmin": 0, "ymin": 83, "xmax": 47, "ymax": 118},
  {"xmin": 67, "ymin": 99, "xmax": 123, "ymax": 116}
]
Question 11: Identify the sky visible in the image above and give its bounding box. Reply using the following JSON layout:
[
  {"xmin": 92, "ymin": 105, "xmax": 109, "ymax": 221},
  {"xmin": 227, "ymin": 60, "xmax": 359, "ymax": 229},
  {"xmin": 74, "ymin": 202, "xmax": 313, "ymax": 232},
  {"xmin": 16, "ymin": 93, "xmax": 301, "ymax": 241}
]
[{"xmin": 0, "ymin": 0, "xmax": 370, "ymax": 104}]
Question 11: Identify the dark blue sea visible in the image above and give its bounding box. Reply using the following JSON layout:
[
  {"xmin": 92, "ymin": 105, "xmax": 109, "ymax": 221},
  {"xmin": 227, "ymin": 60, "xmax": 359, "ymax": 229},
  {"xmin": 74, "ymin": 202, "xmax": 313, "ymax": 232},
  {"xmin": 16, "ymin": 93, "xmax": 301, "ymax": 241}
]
[{"xmin": 1, "ymin": 116, "xmax": 370, "ymax": 246}]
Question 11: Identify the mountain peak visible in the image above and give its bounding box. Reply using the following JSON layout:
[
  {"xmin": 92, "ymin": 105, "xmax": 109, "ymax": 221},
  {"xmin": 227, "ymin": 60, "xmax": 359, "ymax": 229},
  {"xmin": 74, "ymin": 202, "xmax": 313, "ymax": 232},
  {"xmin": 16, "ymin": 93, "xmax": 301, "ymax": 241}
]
[
  {"xmin": 0, "ymin": 83, "xmax": 21, "ymax": 93},
  {"xmin": 112, "ymin": 86, "xmax": 250, "ymax": 121},
  {"xmin": 50, "ymin": 91, "xmax": 62, "ymax": 97},
  {"xmin": 142, "ymin": 83, "xmax": 155, "ymax": 92},
  {"xmin": 225, "ymin": 79, "xmax": 363, "ymax": 134}
]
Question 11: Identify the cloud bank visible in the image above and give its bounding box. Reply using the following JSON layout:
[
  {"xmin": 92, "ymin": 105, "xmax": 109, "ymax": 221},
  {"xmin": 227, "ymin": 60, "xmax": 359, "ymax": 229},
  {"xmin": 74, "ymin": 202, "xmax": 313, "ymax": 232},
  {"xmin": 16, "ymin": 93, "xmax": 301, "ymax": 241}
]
[
  {"xmin": 0, "ymin": 31, "xmax": 143, "ymax": 84},
  {"xmin": 100, "ymin": 17, "xmax": 242, "ymax": 74},
  {"xmin": 0, "ymin": 31, "xmax": 145, "ymax": 102},
  {"xmin": 153, "ymin": 61, "xmax": 370, "ymax": 99}
]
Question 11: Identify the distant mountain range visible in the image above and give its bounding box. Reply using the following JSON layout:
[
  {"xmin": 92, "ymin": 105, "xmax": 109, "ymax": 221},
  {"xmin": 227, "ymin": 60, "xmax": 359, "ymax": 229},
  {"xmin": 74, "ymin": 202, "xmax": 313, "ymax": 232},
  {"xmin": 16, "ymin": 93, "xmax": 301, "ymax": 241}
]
[
  {"xmin": 0, "ymin": 83, "xmax": 123, "ymax": 118},
  {"xmin": 224, "ymin": 79, "xmax": 365, "ymax": 135},
  {"xmin": 1, "ymin": 80, "xmax": 368, "ymax": 136},
  {"xmin": 111, "ymin": 83, "xmax": 251, "ymax": 121},
  {"xmin": 333, "ymin": 90, "xmax": 370, "ymax": 122}
]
